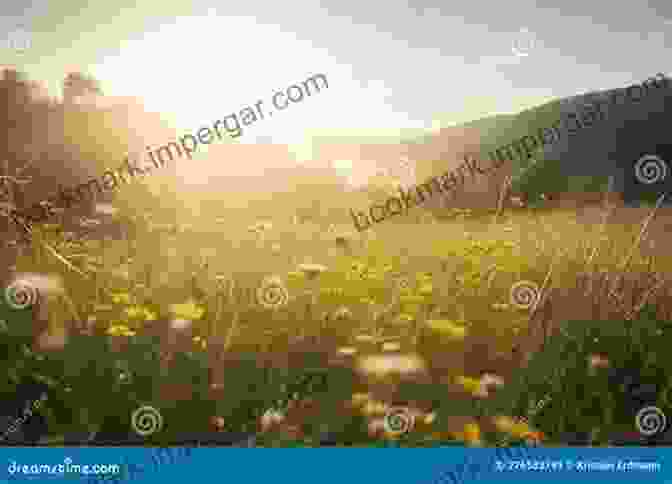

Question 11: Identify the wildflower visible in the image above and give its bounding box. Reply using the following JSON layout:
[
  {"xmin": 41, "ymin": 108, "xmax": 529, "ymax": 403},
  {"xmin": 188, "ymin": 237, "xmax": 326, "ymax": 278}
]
[
  {"xmin": 418, "ymin": 283, "xmax": 433, "ymax": 296},
  {"xmin": 169, "ymin": 299, "xmax": 205, "ymax": 320},
  {"xmin": 478, "ymin": 373, "xmax": 505, "ymax": 397},
  {"xmin": 356, "ymin": 354, "xmax": 427, "ymax": 378},
  {"xmin": 463, "ymin": 422, "xmax": 482, "ymax": 445},
  {"xmin": 143, "ymin": 308, "xmax": 157, "ymax": 321},
  {"xmin": 123, "ymin": 306, "xmax": 144, "ymax": 319},
  {"xmin": 522, "ymin": 430, "xmax": 545, "ymax": 445},
  {"xmin": 382, "ymin": 341, "xmax": 401, "ymax": 352},
  {"xmin": 494, "ymin": 416, "xmax": 535, "ymax": 440},
  {"xmin": 106, "ymin": 324, "xmax": 136, "ymax": 337},
  {"xmin": 351, "ymin": 393, "xmax": 372, "ymax": 407},
  {"xmin": 362, "ymin": 400, "xmax": 389, "ymax": 417},
  {"xmin": 456, "ymin": 376, "xmax": 487, "ymax": 397}
]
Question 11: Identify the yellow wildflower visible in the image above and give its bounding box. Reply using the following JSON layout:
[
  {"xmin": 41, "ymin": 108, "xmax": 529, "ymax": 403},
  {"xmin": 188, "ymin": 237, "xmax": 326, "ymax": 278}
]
[
  {"xmin": 107, "ymin": 324, "xmax": 134, "ymax": 337},
  {"xmin": 169, "ymin": 299, "xmax": 205, "ymax": 320},
  {"xmin": 463, "ymin": 423, "xmax": 481, "ymax": 445},
  {"xmin": 451, "ymin": 422, "xmax": 482, "ymax": 445},
  {"xmin": 455, "ymin": 376, "xmax": 483, "ymax": 395},
  {"xmin": 124, "ymin": 306, "xmax": 144, "ymax": 319},
  {"xmin": 493, "ymin": 416, "xmax": 534, "ymax": 439},
  {"xmin": 143, "ymin": 308, "xmax": 157, "ymax": 321},
  {"xmin": 111, "ymin": 292, "xmax": 131, "ymax": 305}
]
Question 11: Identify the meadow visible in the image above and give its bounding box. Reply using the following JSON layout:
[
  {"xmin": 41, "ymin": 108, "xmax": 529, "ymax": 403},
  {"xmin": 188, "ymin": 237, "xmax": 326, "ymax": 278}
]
[{"xmin": 3, "ymin": 179, "xmax": 672, "ymax": 447}]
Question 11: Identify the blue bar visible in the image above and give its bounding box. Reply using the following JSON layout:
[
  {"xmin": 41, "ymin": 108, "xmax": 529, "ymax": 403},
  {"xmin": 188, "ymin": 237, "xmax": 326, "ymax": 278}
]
[{"xmin": 0, "ymin": 447, "xmax": 669, "ymax": 484}]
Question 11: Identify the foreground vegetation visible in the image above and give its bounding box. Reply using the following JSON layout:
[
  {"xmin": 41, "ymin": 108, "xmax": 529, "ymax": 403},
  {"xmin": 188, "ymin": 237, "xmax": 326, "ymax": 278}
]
[{"xmin": 3, "ymin": 192, "xmax": 672, "ymax": 446}]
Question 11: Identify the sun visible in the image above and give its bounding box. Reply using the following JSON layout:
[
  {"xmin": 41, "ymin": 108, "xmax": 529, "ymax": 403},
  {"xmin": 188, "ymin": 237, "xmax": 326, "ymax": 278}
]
[
  {"xmin": 91, "ymin": 13, "xmax": 428, "ymax": 149},
  {"xmin": 91, "ymin": 14, "xmax": 334, "ymax": 137}
]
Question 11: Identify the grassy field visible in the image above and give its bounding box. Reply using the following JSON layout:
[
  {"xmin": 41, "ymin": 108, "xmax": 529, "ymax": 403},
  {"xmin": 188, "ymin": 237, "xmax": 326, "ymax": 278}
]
[{"xmin": 3, "ymin": 188, "xmax": 672, "ymax": 446}]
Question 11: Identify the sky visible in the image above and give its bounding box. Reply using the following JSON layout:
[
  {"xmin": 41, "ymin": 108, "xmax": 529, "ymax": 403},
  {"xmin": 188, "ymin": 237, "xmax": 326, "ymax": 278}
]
[{"xmin": 2, "ymin": 0, "xmax": 672, "ymax": 147}]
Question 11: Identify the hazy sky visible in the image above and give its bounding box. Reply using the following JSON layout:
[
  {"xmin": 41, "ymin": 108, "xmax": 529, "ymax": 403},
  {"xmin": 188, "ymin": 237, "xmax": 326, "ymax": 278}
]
[{"xmin": 2, "ymin": 0, "xmax": 672, "ymax": 144}]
